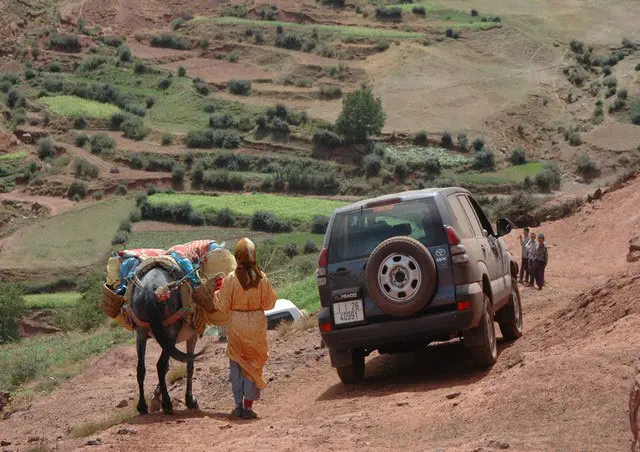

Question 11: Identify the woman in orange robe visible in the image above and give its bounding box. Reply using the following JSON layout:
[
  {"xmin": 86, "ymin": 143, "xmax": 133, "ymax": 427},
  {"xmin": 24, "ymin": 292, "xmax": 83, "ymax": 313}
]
[{"xmin": 215, "ymin": 238, "xmax": 277, "ymax": 419}]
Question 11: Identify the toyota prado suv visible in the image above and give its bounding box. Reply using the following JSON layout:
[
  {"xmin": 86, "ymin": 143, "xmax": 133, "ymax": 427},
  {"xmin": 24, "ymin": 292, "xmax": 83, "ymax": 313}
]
[{"xmin": 316, "ymin": 187, "xmax": 523, "ymax": 384}]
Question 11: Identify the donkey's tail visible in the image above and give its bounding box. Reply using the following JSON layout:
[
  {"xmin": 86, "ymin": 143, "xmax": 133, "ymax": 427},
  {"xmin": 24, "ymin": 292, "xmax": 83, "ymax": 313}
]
[{"xmin": 144, "ymin": 286, "xmax": 205, "ymax": 363}]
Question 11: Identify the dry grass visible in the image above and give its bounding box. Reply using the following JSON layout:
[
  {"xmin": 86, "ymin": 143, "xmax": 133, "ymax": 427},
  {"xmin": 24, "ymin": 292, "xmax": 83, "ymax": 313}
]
[
  {"xmin": 70, "ymin": 403, "xmax": 138, "ymax": 438},
  {"xmin": 275, "ymin": 315, "xmax": 316, "ymax": 338},
  {"xmin": 166, "ymin": 364, "xmax": 187, "ymax": 385}
]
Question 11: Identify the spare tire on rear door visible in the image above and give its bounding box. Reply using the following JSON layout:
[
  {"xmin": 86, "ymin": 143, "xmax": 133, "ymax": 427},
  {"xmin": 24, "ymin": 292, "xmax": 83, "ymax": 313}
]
[{"xmin": 365, "ymin": 236, "xmax": 437, "ymax": 317}]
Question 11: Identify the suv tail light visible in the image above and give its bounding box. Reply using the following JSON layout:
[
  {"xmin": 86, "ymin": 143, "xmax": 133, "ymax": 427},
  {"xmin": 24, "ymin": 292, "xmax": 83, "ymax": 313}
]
[
  {"xmin": 445, "ymin": 226, "xmax": 469, "ymax": 264},
  {"xmin": 317, "ymin": 248, "xmax": 328, "ymax": 287}
]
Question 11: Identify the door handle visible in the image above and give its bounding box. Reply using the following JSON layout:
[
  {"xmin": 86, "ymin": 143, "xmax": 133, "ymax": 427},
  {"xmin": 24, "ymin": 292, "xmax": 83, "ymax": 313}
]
[{"xmin": 333, "ymin": 268, "xmax": 350, "ymax": 277}]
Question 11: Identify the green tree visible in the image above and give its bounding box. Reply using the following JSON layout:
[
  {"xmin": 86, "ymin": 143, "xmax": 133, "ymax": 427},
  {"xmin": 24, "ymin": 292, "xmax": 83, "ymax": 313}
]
[
  {"xmin": 335, "ymin": 87, "xmax": 386, "ymax": 143},
  {"xmin": 0, "ymin": 282, "xmax": 26, "ymax": 342}
]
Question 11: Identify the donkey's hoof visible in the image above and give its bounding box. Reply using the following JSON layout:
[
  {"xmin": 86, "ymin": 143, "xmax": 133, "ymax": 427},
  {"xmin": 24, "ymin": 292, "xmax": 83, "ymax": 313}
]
[
  {"xmin": 186, "ymin": 395, "xmax": 199, "ymax": 410},
  {"xmin": 137, "ymin": 403, "xmax": 149, "ymax": 415},
  {"xmin": 163, "ymin": 402, "xmax": 174, "ymax": 415}
]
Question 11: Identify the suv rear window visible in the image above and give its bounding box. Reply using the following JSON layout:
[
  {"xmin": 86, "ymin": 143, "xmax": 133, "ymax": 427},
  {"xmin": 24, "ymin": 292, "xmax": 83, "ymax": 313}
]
[{"xmin": 327, "ymin": 197, "xmax": 446, "ymax": 264}]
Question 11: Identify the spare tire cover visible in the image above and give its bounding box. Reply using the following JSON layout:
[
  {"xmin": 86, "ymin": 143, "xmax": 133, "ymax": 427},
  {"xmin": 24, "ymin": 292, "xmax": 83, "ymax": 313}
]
[{"xmin": 365, "ymin": 236, "xmax": 437, "ymax": 317}]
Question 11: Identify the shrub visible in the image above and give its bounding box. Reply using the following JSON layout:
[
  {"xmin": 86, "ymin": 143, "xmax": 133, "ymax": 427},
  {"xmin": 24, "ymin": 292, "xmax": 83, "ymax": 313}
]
[
  {"xmin": 570, "ymin": 39, "xmax": 584, "ymax": 53},
  {"xmin": 254, "ymin": 30, "xmax": 265, "ymax": 44},
  {"xmin": 0, "ymin": 282, "xmax": 26, "ymax": 342},
  {"xmin": 75, "ymin": 133, "xmax": 88, "ymax": 147},
  {"xmin": 124, "ymin": 103, "xmax": 146, "ymax": 117},
  {"xmin": 209, "ymin": 112, "xmax": 235, "ymax": 128},
  {"xmin": 186, "ymin": 130, "xmax": 214, "ymax": 148},
  {"xmin": 377, "ymin": 40, "xmax": 390, "ymax": 51},
  {"xmin": 178, "ymin": 65, "xmax": 186, "ymax": 77},
  {"xmin": 31, "ymin": 44, "xmax": 41, "ymax": 58},
  {"xmin": 122, "ymin": 115, "xmax": 149, "ymax": 140},
  {"xmin": 602, "ymin": 65, "xmax": 612, "ymax": 76},
  {"xmin": 509, "ymin": 148, "xmax": 527, "ymax": 165},
  {"xmin": 535, "ymin": 161, "xmax": 561, "ymax": 192},
  {"xmin": 227, "ymin": 52, "xmax": 240, "ymax": 63},
  {"xmin": 413, "ymin": 5, "xmax": 426, "ymax": 14},
  {"xmin": 130, "ymin": 153, "xmax": 145, "ymax": 169},
  {"xmin": 618, "ymin": 88, "xmax": 628, "ymax": 100},
  {"xmin": 161, "ymin": 134, "xmax": 173, "ymax": 145},
  {"xmin": 312, "ymin": 215, "xmax": 329, "ymax": 234},
  {"xmin": 194, "ymin": 79, "xmax": 210, "ymax": 95},
  {"xmin": 216, "ymin": 208, "xmax": 235, "ymax": 227},
  {"xmin": 319, "ymin": 85, "xmax": 342, "ymax": 99},
  {"xmin": 251, "ymin": 211, "xmax": 292, "ymax": 233},
  {"xmin": 25, "ymin": 67, "xmax": 36, "ymax": 80},
  {"xmin": 422, "ymin": 157, "xmax": 441, "ymax": 176},
  {"xmin": 303, "ymin": 240, "xmax": 319, "ymax": 255},
  {"xmin": 11, "ymin": 108, "xmax": 27, "ymax": 125},
  {"xmin": 473, "ymin": 137, "xmax": 485, "ymax": 152},
  {"xmin": 111, "ymin": 230, "xmax": 128, "ymax": 245},
  {"xmin": 37, "ymin": 137, "xmax": 56, "ymax": 159},
  {"xmin": 223, "ymin": 5, "xmax": 248, "ymax": 17},
  {"xmin": 47, "ymin": 33, "xmax": 81, "ymax": 52},
  {"xmin": 275, "ymin": 33, "xmax": 304, "ymax": 51},
  {"xmin": 376, "ymin": 6, "xmax": 402, "ymax": 19},
  {"xmin": 74, "ymin": 157, "xmax": 100, "ymax": 179},
  {"xmin": 48, "ymin": 61, "xmax": 61, "ymax": 72},
  {"xmin": 411, "ymin": 130, "xmax": 428, "ymax": 145},
  {"xmin": 471, "ymin": 9, "xmax": 479, "ymax": 16},
  {"xmin": 159, "ymin": 78, "xmax": 172, "ymax": 90},
  {"xmin": 68, "ymin": 180, "xmax": 88, "ymax": 199},
  {"xmin": 335, "ymin": 87, "xmax": 386, "ymax": 143},
  {"xmin": 90, "ymin": 132, "xmax": 116, "ymax": 154},
  {"xmin": 145, "ymin": 157, "xmax": 174, "ymax": 172},
  {"xmin": 576, "ymin": 153, "xmax": 597, "ymax": 177},
  {"xmin": 473, "ymin": 150, "xmax": 496, "ymax": 171},
  {"xmin": 150, "ymin": 33, "xmax": 189, "ymax": 50},
  {"xmin": 171, "ymin": 17, "xmax": 185, "ymax": 30},
  {"xmin": 363, "ymin": 153, "xmax": 382, "ymax": 177},
  {"xmin": 606, "ymin": 86, "xmax": 617, "ymax": 98},
  {"xmin": 564, "ymin": 127, "xmax": 582, "ymax": 146},
  {"xmin": 441, "ymin": 132, "xmax": 453, "ymax": 147},
  {"xmin": 276, "ymin": 25, "xmax": 284, "ymax": 34},
  {"xmin": 93, "ymin": 190, "xmax": 104, "ymax": 200},
  {"xmin": 258, "ymin": 5, "xmax": 278, "ymax": 20},
  {"xmin": 109, "ymin": 112, "xmax": 127, "ymax": 131},
  {"xmin": 632, "ymin": 101, "xmax": 640, "ymax": 125},
  {"xmin": 283, "ymin": 243, "xmax": 299, "ymax": 258},
  {"xmin": 117, "ymin": 44, "xmax": 132, "ymax": 62},
  {"xmin": 199, "ymin": 38, "xmax": 210, "ymax": 49},
  {"xmin": 201, "ymin": 170, "xmax": 244, "ymax": 190},
  {"xmin": 172, "ymin": 164, "xmax": 185, "ymax": 185},
  {"xmin": 457, "ymin": 133, "xmax": 468, "ymax": 152},
  {"xmin": 77, "ymin": 55, "xmax": 108, "ymax": 72},
  {"xmin": 313, "ymin": 128, "xmax": 343, "ymax": 150},
  {"xmin": 228, "ymin": 79, "xmax": 251, "ymax": 95},
  {"xmin": 6, "ymin": 87, "xmax": 27, "ymax": 109},
  {"xmin": 636, "ymin": 63, "xmax": 640, "ymax": 71},
  {"xmin": 135, "ymin": 62, "xmax": 151, "ymax": 74},
  {"xmin": 445, "ymin": 28, "xmax": 460, "ymax": 39},
  {"xmin": 394, "ymin": 161, "xmax": 410, "ymax": 178},
  {"xmin": 116, "ymin": 184, "xmax": 128, "ymax": 195},
  {"xmin": 103, "ymin": 35, "xmax": 124, "ymax": 47},
  {"xmin": 145, "ymin": 96, "xmax": 156, "ymax": 109},
  {"xmin": 602, "ymin": 75, "xmax": 617, "ymax": 87},
  {"xmin": 609, "ymin": 98, "xmax": 626, "ymax": 113}
]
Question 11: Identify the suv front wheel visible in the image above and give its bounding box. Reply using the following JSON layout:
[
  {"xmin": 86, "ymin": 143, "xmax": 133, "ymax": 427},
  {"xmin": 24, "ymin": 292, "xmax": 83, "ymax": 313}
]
[
  {"xmin": 336, "ymin": 349, "xmax": 365, "ymax": 384},
  {"xmin": 466, "ymin": 294, "xmax": 498, "ymax": 368},
  {"xmin": 497, "ymin": 278, "xmax": 524, "ymax": 341}
]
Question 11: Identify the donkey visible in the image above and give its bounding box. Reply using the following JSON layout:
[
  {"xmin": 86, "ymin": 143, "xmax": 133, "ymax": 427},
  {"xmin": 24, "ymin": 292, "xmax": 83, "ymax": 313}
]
[{"xmin": 130, "ymin": 267, "xmax": 204, "ymax": 415}]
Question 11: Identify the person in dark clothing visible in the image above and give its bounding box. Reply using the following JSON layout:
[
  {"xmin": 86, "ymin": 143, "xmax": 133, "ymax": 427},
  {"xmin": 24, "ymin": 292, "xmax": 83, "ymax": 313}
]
[
  {"xmin": 534, "ymin": 233, "xmax": 548, "ymax": 290},
  {"xmin": 518, "ymin": 227, "xmax": 530, "ymax": 283},
  {"xmin": 526, "ymin": 232, "xmax": 537, "ymax": 286}
]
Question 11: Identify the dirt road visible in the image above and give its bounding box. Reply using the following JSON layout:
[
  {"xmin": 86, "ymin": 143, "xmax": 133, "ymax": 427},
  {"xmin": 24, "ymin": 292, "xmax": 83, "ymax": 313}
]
[{"xmin": 2, "ymin": 177, "xmax": 640, "ymax": 451}]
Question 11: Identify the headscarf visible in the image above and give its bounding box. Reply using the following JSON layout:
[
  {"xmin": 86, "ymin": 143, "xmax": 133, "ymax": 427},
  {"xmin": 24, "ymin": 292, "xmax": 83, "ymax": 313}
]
[{"xmin": 234, "ymin": 238, "xmax": 263, "ymax": 289}]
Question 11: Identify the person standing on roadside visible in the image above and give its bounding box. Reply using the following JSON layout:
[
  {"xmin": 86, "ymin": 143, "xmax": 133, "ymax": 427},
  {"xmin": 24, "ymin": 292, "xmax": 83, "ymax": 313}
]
[
  {"xmin": 526, "ymin": 232, "xmax": 537, "ymax": 286},
  {"xmin": 534, "ymin": 233, "xmax": 548, "ymax": 290},
  {"xmin": 518, "ymin": 227, "xmax": 531, "ymax": 284}
]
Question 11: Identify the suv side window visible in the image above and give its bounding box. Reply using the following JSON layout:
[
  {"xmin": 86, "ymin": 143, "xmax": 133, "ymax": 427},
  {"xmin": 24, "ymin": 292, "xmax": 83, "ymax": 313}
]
[
  {"xmin": 458, "ymin": 195, "xmax": 483, "ymax": 237},
  {"xmin": 447, "ymin": 195, "xmax": 474, "ymax": 238},
  {"xmin": 468, "ymin": 196, "xmax": 495, "ymax": 236}
]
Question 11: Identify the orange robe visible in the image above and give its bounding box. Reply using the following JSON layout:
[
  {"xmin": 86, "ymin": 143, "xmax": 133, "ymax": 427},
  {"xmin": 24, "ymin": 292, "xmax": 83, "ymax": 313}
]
[{"xmin": 215, "ymin": 273, "xmax": 277, "ymax": 389}]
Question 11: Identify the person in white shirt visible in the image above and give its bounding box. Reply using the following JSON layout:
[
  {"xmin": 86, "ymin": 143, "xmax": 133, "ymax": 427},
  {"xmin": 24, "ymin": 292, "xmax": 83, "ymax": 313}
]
[{"xmin": 518, "ymin": 227, "xmax": 531, "ymax": 283}]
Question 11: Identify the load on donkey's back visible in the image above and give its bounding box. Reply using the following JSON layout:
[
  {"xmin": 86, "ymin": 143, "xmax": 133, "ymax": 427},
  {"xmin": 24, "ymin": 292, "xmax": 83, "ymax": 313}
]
[{"xmin": 100, "ymin": 239, "xmax": 237, "ymax": 334}]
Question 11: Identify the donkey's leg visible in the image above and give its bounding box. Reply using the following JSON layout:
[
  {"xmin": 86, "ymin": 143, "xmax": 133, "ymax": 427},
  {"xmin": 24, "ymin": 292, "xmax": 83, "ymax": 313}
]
[
  {"xmin": 157, "ymin": 350, "xmax": 172, "ymax": 414},
  {"xmin": 135, "ymin": 329, "xmax": 149, "ymax": 414},
  {"xmin": 185, "ymin": 335, "xmax": 199, "ymax": 409}
]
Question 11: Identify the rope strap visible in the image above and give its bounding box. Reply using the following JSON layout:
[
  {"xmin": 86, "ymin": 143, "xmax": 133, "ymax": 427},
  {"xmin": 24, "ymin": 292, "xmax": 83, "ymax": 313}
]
[{"xmin": 124, "ymin": 305, "xmax": 192, "ymax": 329}]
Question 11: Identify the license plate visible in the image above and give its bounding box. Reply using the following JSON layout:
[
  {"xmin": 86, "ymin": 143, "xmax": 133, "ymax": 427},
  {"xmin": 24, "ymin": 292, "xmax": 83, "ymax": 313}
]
[{"xmin": 333, "ymin": 299, "xmax": 364, "ymax": 325}]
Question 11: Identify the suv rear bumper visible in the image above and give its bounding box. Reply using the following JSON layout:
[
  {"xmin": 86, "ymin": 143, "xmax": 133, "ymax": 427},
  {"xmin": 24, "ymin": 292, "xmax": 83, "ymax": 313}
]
[{"xmin": 321, "ymin": 282, "xmax": 484, "ymax": 368}]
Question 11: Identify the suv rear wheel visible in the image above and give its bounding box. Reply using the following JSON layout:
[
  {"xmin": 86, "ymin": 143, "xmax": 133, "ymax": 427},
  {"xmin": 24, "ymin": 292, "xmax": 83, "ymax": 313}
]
[
  {"xmin": 497, "ymin": 278, "xmax": 523, "ymax": 341},
  {"xmin": 336, "ymin": 349, "xmax": 365, "ymax": 384},
  {"xmin": 467, "ymin": 294, "xmax": 498, "ymax": 368}
]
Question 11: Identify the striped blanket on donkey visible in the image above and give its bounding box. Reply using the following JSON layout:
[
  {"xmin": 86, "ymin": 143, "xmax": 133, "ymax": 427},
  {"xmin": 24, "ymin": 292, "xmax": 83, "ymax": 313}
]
[{"xmin": 101, "ymin": 240, "xmax": 237, "ymax": 335}]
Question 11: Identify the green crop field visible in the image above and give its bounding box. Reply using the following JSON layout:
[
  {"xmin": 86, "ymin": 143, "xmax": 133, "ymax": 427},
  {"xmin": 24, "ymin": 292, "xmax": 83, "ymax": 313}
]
[
  {"xmin": 203, "ymin": 17, "xmax": 425, "ymax": 39},
  {"xmin": 277, "ymin": 275, "xmax": 319, "ymax": 313},
  {"xmin": 147, "ymin": 193, "xmax": 347, "ymax": 223},
  {"xmin": 0, "ymin": 152, "xmax": 27, "ymax": 161},
  {"xmin": 0, "ymin": 197, "xmax": 134, "ymax": 270},
  {"xmin": 40, "ymin": 95, "xmax": 122, "ymax": 118},
  {"xmin": 456, "ymin": 161, "xmax": 544, "ymax": 185},
  {"xmin": 385, "ymin": 146, "xmax": 472, "ymax": 169},
  {"xmin": 24, "ymin": 292, "xmax": 81, "ymax": 310}
]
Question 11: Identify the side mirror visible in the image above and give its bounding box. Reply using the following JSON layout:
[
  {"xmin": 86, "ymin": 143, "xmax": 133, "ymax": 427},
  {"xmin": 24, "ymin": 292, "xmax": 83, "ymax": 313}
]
[{"xmin": 496, "ymin": 218, "xmax": 512, "ymax": 237}]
